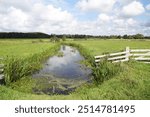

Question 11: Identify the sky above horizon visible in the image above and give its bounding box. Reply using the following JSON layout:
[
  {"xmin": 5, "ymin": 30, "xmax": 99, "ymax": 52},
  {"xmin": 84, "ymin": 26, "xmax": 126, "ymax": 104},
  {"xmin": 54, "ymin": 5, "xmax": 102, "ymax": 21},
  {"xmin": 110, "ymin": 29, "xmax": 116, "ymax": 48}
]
[{"xmin": 0, "ymin": 0, "xmax": 150, "ymax": 36}]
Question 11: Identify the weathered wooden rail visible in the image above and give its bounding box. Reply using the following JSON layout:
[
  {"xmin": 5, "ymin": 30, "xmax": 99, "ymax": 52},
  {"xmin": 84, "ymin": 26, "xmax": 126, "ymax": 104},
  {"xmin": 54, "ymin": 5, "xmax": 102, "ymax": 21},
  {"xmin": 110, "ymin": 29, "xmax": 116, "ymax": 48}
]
[
  {"xmin": 95, "ymin": 47, "xmax": 150, "ymax": 64},
  {"xmin": 0, "ymin": 58, "xmax": 4, "ymax": 80}
]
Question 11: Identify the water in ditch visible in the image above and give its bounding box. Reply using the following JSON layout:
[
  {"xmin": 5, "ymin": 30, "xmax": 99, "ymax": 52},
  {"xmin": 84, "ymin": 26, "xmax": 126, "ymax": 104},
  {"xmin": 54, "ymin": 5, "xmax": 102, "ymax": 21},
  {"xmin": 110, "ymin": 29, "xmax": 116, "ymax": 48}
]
[{"xmin": 32, "ymin": 45, "xmax": 92, "ymax": 95}]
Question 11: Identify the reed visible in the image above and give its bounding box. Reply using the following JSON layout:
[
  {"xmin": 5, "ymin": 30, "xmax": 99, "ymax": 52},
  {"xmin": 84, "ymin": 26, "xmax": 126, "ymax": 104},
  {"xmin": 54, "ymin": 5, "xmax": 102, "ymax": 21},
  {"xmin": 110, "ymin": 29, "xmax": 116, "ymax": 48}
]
[
  {"xmin": 92, "ymin": 60, "xmax": 122, "ymax": 85},
  {"xmin": 4, "ymin": 44, "xmax": 60, "ymax": 85}
]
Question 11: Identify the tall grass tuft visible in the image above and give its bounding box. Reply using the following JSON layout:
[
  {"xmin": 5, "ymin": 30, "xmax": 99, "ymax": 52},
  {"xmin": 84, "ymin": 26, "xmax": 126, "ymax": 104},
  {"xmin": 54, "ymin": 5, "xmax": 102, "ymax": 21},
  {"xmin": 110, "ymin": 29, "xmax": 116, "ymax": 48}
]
[
  {"xmin": 4, "ymin": 44, "xmax": 60, "ymax": 85},
  {"xmin": 92, "ymin": 60, "xmax": 122, "ymax": 85}
]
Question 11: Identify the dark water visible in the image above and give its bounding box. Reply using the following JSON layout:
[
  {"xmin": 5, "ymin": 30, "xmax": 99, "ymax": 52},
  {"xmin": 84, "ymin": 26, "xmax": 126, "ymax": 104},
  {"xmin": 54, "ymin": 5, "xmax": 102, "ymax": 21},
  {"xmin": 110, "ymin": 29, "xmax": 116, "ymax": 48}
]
[{"xmin": 32, "ymin": 45, "xmax": 92, "ymax": 95}]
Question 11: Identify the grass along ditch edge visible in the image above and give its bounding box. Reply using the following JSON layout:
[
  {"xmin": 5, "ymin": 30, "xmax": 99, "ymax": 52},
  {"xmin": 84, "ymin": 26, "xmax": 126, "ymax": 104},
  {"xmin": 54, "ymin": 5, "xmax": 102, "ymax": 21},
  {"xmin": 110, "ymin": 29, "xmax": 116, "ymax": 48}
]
[
  {"xmin": 62, "ymin": 42, "xmax": 123, "ymax": 85},
  {"xmin": 3, "ymin": 44, "xmax": 60, "ymax": 85}
]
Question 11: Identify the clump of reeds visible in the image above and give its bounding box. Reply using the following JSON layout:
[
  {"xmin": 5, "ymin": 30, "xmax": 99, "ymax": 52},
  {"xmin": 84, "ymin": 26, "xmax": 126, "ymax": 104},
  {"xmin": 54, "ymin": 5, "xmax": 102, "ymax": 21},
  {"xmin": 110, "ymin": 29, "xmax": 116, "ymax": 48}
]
[
  {"xmin": 92, "ymin": 59, "xmax": 122, "ymax": 85},
  {"xmin": 4, "ymin": 44, "xmax": 60, "ymax": 85}
]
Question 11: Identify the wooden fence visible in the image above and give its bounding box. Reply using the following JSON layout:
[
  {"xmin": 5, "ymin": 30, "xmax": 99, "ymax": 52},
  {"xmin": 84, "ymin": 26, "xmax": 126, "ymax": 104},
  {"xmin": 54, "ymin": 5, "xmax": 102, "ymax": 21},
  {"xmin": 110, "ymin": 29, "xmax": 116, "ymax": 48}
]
[
  {"xmin": 0, "ymin": 58, "xmax": 4, "ymax": 80},
  {"xmin": 95, "ymin": 47, "xmax": 150, "ymax": 64}
]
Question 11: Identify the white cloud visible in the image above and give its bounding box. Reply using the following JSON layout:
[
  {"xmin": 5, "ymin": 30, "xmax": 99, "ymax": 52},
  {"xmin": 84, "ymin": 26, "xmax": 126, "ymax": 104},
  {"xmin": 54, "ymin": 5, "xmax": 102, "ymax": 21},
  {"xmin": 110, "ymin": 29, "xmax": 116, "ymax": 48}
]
[
  {"xmin": 126, "ymin": 18, "xmax": 137, "ymax": 26},
  {"xmin": 30, "ymin": 4, "xmax": 77, "ymax": 34},
  {"xmin": 0, "ymin": 7, "xmax": 30, "ymax": 31},
  {"xmin": 146, "ymin": 4, "xmax": 150, "ymax": 10},
  {"xmin": 0, "ymin": 0, "xmax": 42, "ymax": 12},
  {"xmin": 95, "ymin": 15, "xmax": 140, "ymax": 35},
  {"xmin": 122, "ymin": 1, "xmax": 145, "ymax": 17},
  {"xmin": 0, "ymin": 0, "xmax": 149, "ymax": 36},
  {"xmin": 0, "ymin": 1, "xmax": 76, "ymax": 34},
  {"xmin": 32, "ymin": 3, "xmax": 73, "ymax": 23},
  {"xmin": 76, "ymin": 0, "xmax": 116, "ymax": 13},
  {"xmin": 117, "ymin": 0, "xmax": 139, "ymax": 5},
  {"xmin": 76, "ymin": 14, "xmax": 142, "ymax": 36},
  {"xmin": 98, "ymin": 14, "xmax": 111, "ymax": 22}
]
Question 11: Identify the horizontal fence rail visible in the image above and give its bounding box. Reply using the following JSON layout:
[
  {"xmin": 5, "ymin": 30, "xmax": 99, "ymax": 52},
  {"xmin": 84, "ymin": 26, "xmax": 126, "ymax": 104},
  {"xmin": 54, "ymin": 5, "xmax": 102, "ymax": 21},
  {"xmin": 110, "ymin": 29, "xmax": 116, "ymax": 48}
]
[
  {"xmin": 95, "ymin": 47, "xmax": 150, "ymax": 64},
  {"xmin": 0, "ymin": 58, "xmax": 4, "ymax": 80}
]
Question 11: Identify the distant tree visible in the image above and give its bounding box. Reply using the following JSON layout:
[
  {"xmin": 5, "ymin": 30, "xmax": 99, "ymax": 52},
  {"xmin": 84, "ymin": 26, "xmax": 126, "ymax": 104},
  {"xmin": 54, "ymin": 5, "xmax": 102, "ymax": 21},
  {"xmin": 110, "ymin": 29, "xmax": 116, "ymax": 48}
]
[
  {"xmin": 133, "ymin": 33, "xmax": 144, "ymax": 39},
  {"xmin": 128, "ymin": 35, "xmax": 133, "ymax": 39},
  {"xmin": 62, "ymin": 35, "xmax": 66, "ymax": 41},
  {"xmin": 0, "ymin": 32, "xmax": 50, "ymax": 39},
  {"xmin": 117, "ymin": 35, "xmax": 121, "ymax": 39},
  {"xmin": 123, "ymin": 34, "xmax": 128, "ymax": 39},
  {"xmin": 50, "ymin": 34, "xmax": 55, "ymax": 42},
  {"xmin": 145, "ymin": 36, "xmax": 150, "ymax": 39},
  {"xmin": 50, "ymin": 34, "xmax": 60, "ymax": 43}
]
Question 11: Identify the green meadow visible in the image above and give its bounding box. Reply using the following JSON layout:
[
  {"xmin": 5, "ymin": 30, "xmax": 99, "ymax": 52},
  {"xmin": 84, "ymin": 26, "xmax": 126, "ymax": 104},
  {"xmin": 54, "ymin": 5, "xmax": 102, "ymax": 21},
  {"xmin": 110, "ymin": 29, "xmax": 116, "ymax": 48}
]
[
  {"xmin": 0, "ymin": 39, "xmax": 150, "ymax": 100},
  {"xmin": 70, "ymin": 39, "xmax": 150, "ymax": 55},
  {"xmin": 0, "ymin": 39, "xmax": 56, "ymax": 57}
]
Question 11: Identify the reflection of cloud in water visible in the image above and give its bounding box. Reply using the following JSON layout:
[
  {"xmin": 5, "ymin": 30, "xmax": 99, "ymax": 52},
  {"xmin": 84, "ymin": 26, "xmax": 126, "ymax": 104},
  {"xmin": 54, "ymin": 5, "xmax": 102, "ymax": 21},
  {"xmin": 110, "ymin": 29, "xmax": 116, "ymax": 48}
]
[
  {"xmin": 34, "ymin": 46, "xmax": 91, "ymax": 80},
  {"xmin": 47, "ymin": 51, "xmax": 82, "ymax": 67}
]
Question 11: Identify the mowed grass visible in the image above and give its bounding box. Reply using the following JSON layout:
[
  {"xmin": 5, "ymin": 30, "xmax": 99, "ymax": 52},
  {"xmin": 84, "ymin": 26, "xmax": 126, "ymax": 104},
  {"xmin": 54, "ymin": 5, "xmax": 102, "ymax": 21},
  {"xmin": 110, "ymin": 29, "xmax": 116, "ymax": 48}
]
[
  {"xmin": 70, "ymin": 39, "xmax": 150, "ymax": 55},
  {"xmin": 0, "ymin": 39, "xmax": 150, "ymax": 100},
  {"xmin": 0, "ymin": 39, "xmax": 53, "ymax": 57}
]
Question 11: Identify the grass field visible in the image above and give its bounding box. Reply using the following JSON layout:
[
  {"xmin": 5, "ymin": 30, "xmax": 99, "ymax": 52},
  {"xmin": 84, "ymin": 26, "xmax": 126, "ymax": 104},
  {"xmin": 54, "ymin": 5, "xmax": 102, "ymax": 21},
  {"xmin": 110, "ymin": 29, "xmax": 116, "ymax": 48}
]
[
  {"xmin": 0, "ymin": 39, "xmax": 150, "ymax": 100},
  {"xmin": 0, "ymin": 39, "xmax": 56, "ymax": 57},
  {"xmin": 70, "ymin": 39, "xmax": 150, "ymax": 55},
  {"xmin": 0, "ymin": 39, "xmax": 60, "ymax": 84}
]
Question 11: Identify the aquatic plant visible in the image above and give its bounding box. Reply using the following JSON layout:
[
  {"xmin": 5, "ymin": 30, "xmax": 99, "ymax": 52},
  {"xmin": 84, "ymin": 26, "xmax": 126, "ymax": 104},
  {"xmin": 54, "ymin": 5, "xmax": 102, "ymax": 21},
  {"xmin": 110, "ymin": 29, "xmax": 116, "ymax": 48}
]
[{"xmin": 56, "ymin": 52, "xmax": 64, "ymax": 57}]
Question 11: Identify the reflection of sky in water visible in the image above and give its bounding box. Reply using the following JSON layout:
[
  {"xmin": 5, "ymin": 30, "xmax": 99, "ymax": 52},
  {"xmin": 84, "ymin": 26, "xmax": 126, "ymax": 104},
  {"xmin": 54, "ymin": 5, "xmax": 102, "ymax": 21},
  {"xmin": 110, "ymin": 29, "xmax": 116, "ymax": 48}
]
[{"xmin": 33, "ymin": 46, "xmax": 91, "ymax": 80}]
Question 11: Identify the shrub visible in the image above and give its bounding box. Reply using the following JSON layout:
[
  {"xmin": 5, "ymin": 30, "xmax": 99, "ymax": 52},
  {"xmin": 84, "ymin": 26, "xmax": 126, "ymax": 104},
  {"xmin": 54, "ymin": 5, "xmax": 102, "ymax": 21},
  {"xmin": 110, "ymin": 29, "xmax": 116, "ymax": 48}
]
[{"xmin": 92, "ymin": 60, "xmax": 122, "ymax": 85}]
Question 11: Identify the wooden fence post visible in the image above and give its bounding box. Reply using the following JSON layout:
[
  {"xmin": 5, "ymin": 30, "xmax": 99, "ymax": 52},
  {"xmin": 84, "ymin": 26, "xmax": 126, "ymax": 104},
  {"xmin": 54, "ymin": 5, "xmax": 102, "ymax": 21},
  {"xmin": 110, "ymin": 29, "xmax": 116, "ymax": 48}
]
[
  {"xmin": 52, "ymin": 86, "xmax": 55, "ymax": 94},
  {"xmin": 0, "ymin": 58, "xmax": 4, "ymax": 80},
  {"xmin": 126, "ymin": 47, "xmax": 130, "ymax": 61},
  {"xmin": 95, "ymin": 47, "xmax": 150, "ymax": 64}
]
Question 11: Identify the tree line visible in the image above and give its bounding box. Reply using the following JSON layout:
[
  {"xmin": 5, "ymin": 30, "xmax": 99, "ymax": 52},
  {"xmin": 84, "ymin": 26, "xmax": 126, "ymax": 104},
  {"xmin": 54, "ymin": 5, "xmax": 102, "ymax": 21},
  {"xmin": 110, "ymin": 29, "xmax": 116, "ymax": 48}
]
[
  {"xmin": 0, "ymin": 32, "xmax": 50, "ymax": 39},
  {"xmin": 0, "ymin": 32, "xmax": 149, "ymax": 39},
  {"xmin": 51, "ymin": 33, "xmax": 149, "ymax": 39}
]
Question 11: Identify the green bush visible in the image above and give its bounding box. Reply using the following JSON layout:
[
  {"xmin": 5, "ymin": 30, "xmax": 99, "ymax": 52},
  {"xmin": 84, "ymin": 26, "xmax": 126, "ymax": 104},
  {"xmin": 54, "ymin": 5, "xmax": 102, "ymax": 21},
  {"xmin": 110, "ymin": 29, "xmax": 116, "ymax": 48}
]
[{"xmin": 92, "ymin": 60, "xmax": 122, "ymax": 85}]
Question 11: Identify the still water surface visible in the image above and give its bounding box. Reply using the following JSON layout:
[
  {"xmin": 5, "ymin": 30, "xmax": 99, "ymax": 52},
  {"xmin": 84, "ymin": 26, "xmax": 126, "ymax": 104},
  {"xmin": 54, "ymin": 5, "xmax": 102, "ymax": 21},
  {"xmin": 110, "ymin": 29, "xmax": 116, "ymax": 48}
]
[{"xmin": 32, "ymin": 45, "xmax": 92, "ymax": 95}]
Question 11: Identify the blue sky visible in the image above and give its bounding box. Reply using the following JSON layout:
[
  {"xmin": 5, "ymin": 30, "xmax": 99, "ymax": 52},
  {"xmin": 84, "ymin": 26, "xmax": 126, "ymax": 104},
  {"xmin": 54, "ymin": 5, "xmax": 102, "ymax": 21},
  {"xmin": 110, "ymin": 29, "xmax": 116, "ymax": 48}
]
[{"xmin": 0, "ymin": 0, "xmax": 150, "ymax": 35}]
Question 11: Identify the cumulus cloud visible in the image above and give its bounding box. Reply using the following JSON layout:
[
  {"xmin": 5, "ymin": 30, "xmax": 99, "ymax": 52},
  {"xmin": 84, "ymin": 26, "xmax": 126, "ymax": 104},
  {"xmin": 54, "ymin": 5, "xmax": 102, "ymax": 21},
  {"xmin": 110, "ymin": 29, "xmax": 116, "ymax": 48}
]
[
  {"xmin": 117, "ymin": 0, "xmax": 139, "ymax": 5},
  {"xmin": 0, "ymin": 0, "xmax": 149, "ymax": 36},
  {"xmin": 126, "ymin": 18, "xmax": 137, "ymax": 26},
  {"xmin": 0, "ymin": 0, "xmax": 42, "ymax": 12},
  {"xmin": 95, "ymin": 15, "xmax": 140, "ymax": 35},
  {"xmin": 31, "ymin": 3, "xmax": 77, "ymax": 34},
  {"xmin": 76, "ymin": 0, "xmax": 116, "ymax": 13},
  {"xmin": 146, "ymin": 4, "xmax": 150, "ymax": 10},
  {"xmin": 0, "ymin": 0, "xmax": 77, "ymax": 34},
  {"xmin": 98, "ymin": 14, "xmax": 111, "ymax": 22},
  {"xmin": 32, "ymin": 3, "xmax": 73, "ymax": 23},
  {"xmin": 0, "ymin": 7, "xmax": 30, "ymax": 31},
  {"xmin": 122, "ymin": 1, "xmax": 145, "ymax": 17}
]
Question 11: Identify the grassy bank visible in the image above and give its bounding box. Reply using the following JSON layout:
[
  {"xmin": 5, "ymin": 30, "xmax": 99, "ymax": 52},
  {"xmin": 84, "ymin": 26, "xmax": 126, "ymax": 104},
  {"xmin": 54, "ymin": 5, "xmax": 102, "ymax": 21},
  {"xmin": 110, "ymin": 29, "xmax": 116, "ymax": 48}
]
[
  {"xmin": 0, "ymin": 39, "xmax": 60, "ymax": 84},
  {"xmin": 4, "ymin": 45, "xmax": 60, "ymax": 84},
  {"xmin": 0, "ymin": 61, "xmax": 149, "ymax": 100},
  {"xmin": 0, "ymin": 39, "xmax": 150, "ymax": 100}
]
